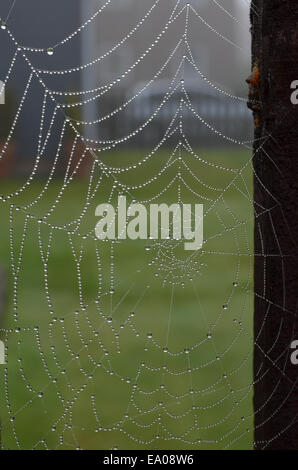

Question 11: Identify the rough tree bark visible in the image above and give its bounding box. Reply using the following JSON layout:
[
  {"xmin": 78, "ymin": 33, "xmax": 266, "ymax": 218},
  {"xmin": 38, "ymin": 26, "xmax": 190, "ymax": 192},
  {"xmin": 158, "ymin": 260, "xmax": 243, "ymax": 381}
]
[{"xmin": 248, "ymin": 0, "xmax": 298, "ymax": 450}]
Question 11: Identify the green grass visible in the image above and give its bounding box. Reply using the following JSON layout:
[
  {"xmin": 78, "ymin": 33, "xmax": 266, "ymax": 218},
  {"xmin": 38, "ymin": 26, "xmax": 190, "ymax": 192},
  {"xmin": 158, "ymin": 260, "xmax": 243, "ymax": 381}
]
[{"xmin": 0, "ymin": 147, "xmax": 254, "ymax": 449}]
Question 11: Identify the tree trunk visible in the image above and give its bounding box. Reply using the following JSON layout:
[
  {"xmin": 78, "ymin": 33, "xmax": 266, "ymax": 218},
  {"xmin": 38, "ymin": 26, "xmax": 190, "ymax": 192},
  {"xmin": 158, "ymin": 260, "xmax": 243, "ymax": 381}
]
[{"xmin": 249, "ymin": 0, "xmax": 298, "ymax": 450}]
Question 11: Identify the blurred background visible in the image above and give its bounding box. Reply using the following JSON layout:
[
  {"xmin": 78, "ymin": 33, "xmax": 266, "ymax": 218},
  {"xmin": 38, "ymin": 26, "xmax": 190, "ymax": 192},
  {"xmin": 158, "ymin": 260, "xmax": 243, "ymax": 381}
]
[
  {"xmin": 0, "ymin": 0, "xmax": 252, "ymax": 172},
  {"xmin": 0, "ymin": 0, "xmax": 254, "ymax": 450}
]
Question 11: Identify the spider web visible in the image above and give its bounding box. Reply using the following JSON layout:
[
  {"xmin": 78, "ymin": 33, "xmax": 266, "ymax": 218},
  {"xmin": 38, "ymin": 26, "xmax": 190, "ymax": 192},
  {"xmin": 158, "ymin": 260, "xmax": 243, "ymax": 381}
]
[{"xmin": 0, "ymin": 0, "xmax": 289, "ymax": 450}]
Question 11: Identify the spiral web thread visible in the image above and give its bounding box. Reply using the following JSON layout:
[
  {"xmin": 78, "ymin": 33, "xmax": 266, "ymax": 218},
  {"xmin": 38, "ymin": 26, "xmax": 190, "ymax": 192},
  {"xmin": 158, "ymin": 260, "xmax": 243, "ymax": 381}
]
[{"xmin": 0, "ymin": 0, "xmax": 290, "ymax": 450}]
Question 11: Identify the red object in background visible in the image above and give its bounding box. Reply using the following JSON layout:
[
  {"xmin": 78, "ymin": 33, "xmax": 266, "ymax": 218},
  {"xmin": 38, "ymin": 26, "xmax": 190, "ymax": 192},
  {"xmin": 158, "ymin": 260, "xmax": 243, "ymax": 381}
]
[
  {"xmin": 63, "ymin": 139, "xmax": 92, "ymax": 179},
  {"xmin": 0, "ymin": 141, "xmax": 16, "ymax": 178}
]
